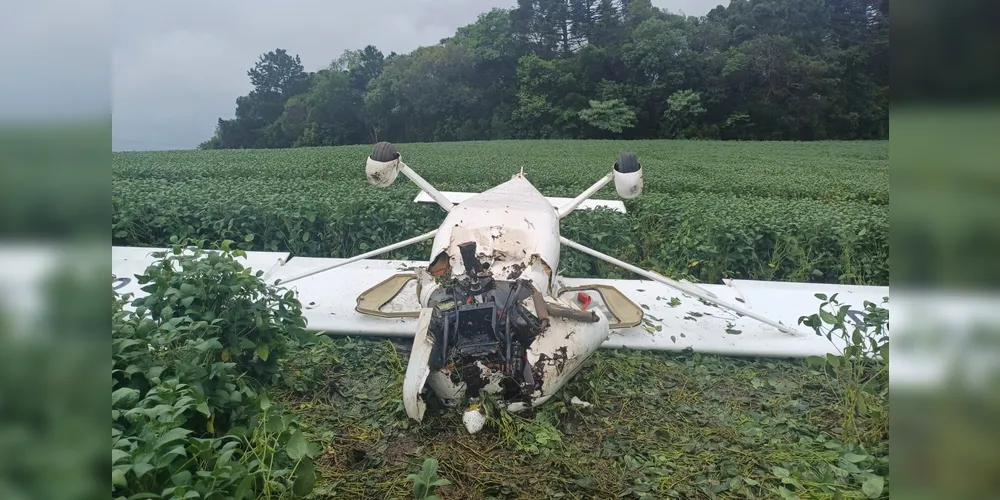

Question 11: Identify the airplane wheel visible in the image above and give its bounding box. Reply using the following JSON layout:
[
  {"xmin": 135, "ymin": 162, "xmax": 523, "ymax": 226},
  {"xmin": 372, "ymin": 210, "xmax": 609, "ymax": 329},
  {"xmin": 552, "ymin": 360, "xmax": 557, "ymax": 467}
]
[
  {"xmin": 614, "ymin": 152, "xmax": 640, "ymax": 173},
  {"xmin": 371, "ymin": 141, "xmax": 399, "ymax": 162}
]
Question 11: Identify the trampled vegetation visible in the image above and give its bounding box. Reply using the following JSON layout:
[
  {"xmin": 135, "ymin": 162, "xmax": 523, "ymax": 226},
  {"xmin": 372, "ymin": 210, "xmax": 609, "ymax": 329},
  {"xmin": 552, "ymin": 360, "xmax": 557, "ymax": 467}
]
[
  {"xmin": 111, "ymin": 139, "xmax": 889, "ymax": 499},
  {"xmin": 111, "ymin": 247, "xmax": 890, "ymax": 499}
]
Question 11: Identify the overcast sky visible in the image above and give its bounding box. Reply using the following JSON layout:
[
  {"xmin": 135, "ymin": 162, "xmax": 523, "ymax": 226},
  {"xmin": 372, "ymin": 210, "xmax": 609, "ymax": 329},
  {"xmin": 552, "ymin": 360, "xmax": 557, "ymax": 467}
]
[{"xmin": 111, "ymin": 0, "xmax": 728, "ymax": 151}]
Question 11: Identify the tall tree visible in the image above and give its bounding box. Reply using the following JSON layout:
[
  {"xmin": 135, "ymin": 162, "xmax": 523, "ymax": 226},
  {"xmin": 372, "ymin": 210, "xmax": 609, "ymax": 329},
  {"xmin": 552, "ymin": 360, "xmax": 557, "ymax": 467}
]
[
  {"xmin": 202, "ymin": 0, "xmax": 890, "ymax": 148},
  {"xmin": 202, "ymin": 49, "xmax": 310, "ymax": 148}
]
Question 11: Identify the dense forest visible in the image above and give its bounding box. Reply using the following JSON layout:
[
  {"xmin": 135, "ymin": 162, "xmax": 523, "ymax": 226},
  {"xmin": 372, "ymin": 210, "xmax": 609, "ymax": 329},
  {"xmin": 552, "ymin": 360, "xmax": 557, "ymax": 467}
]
[{"xmin": 199, "ymin": 0, "xmax": 888, "ymax": 149}]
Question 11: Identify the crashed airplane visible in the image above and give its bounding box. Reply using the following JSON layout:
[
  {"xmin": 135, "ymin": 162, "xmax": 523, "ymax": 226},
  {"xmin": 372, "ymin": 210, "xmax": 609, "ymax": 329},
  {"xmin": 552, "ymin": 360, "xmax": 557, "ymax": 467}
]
[{"xmin": 110, "ymin": 142, "xmax": 891, "ymax": 434}]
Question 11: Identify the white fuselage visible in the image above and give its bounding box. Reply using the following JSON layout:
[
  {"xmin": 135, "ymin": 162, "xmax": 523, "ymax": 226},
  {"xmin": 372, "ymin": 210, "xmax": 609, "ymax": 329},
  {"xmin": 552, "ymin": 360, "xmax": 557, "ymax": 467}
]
[
  {"xmin": 403, "ymin": 172, "xmax": 612, "ymax": 426},
  {"xmin": 419, "ymin": 172, "xmax": 562, "ymax": 302}
]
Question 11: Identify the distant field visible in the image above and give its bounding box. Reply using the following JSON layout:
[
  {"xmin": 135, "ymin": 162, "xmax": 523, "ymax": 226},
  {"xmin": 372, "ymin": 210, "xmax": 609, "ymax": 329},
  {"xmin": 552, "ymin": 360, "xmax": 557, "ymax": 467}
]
[{"xmin": 112, "ymin": 140, "xmax": 889, "ymax": 285}]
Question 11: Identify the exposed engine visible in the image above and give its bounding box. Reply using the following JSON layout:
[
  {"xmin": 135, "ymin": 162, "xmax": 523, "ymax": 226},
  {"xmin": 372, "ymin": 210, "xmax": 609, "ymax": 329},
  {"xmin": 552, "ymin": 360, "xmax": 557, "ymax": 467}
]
[{"xmin": 425, "ymin": 241, "xmax": 552, "ymax": 403}]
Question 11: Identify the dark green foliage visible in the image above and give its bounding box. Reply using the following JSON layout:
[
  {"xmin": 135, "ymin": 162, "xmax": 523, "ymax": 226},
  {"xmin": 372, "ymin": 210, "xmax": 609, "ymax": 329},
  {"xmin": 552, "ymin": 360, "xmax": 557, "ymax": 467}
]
[
  {"xmin": 112, "ymin": 244, "xmax": 320, "ymax": 499},
  {"xmin": 199, "ymin": 0, "xmax": 888, "ymax": 148},
  {"xmin": 631, "ymin": 193, "xmax": 888, "ymax": 285},
  {"xmin": 112, "ymin": 140, "xmax": 889, "ymax": 286}
]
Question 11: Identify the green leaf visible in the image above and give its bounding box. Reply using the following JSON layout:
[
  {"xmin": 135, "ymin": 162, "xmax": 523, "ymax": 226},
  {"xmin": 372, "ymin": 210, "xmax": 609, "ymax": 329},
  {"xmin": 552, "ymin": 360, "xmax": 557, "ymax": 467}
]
[
  {"xmin": 778, "ymin": 486, "xmax": 798, "ymax": 499},
  {"xmin": 133, "ymin": 462, "xmax": 155, "ymax": 479},
  {"xmin": 843, "ymin": 453, "xmax": 868, "ymax": 463},
  {"xmin": 256, "ymin": 345, "xmax": 270, "ymax": 361},
  {"xmin": 826, "ymin": 353, "xmax": 843, "ymax": 368},
  {"xmin": 127, "ymin": 493, "xmax": 160, "ymax": 499},
  {"xmin": 287, "ymin": 430, "xmax": 308, "ymax": 461},
  {"xmin": 804, "ymin": 355, "xmax": 826, "ymax": 367},
  {"xmin": 195, "ymin": 339, "xmax": 222, "ymax": 352},
  {"xmin": 154, "ymin": 427, "xmax": 192, "ymax": 449},
  {"xmin": 862, "ymin": 475, "xmax": 884, "ymax": 498},
  {"xmin": 196, "ymin": 401, "xmax": 211, "ymax": 417},
  {"xmin": 112, "ymin": 387, "xmax": 140, "ymax": 407},
  {"xmin": 292, "ymin": 458, "xmax": 317, "ymax": 496},
  {"xmin": 112, "ymin": 449, "xmax": 130, "ymax": 464},
  {"xmin": 771, "ymin": 466, "xmax": 790, "ymax": 478},
  {"xmin": 172, "ymin": 470, "xmax": 192, "ymax": 486},
  {"xmin": 819, "ymin": 309, "xmax": 838, "ymax": 325},
  {"xmin": 112, "ymin": 467, "xmax": 127, "ymax": 487},
  {"xmin": 234, "ymin": 474, "xmax": 255, "ymax": 499},
  {"xmin": 260, "ymin": 394, "xmax": 271, "ymax": 411},
  {"xmin": 164, "ymin": 444, "xmax": 187, "ymax": 459}
]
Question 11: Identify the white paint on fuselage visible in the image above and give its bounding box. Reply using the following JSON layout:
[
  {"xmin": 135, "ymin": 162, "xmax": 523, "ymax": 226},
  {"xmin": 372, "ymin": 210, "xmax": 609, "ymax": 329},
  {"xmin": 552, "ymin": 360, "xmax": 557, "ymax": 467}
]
[
  {"xmin": 423, "ymin": 173, "xmax": 561, "ymax": 299},
  {"xmin": 405, "ymin": 172, "xmax": 615, "ymax": 427}
]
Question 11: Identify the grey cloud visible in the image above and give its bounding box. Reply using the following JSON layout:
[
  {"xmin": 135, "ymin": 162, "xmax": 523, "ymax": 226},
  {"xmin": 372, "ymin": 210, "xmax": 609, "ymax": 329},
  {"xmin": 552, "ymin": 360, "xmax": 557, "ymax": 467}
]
[
  {"xmin": 112, "ymin": 0, "xmax": 728, "ymax": 151},
  {"xmin": 1, "ymin": 0, "xmax": 110, "ymax": 122}
]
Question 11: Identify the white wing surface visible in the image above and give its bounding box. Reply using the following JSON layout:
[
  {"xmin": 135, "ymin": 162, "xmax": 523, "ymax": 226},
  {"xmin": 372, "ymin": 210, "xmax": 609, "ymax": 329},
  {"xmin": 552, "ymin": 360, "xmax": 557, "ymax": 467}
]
[{"xmin": 110, "ymin": 247, "xmax": 889, "ymax": 359}]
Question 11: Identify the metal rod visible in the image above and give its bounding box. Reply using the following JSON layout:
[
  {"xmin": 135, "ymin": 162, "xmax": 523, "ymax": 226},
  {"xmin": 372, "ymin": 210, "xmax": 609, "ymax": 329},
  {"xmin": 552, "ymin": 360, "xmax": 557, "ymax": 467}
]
[
  {"xmin": 398, "ymin": 163, "xmax": 453, "ymax": 212},
  {"xmin": 556, "ymin": 172, "xmax": 614, "ymax": 218},
  {"xmin": 559, "ymin": 236, "xmax": 806, "ymax": 335},
  {"xmin": 275, "ymin": 229, "xmax": 438, "ymax": 285}
]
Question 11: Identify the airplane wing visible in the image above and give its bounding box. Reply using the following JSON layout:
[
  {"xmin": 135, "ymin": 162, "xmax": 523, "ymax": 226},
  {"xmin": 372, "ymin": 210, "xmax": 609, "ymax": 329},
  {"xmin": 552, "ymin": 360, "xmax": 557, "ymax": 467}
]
[{"xmin": 111, "ymin": 246, "xmax": 889, "ymax": 359}]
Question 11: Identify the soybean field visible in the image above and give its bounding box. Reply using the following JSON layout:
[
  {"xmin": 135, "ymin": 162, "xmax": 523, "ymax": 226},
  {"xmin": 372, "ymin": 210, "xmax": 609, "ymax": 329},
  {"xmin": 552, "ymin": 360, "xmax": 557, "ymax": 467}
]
[{"xmin": 112, "ymin": 140, "xmax": 888, "ymax": 286}]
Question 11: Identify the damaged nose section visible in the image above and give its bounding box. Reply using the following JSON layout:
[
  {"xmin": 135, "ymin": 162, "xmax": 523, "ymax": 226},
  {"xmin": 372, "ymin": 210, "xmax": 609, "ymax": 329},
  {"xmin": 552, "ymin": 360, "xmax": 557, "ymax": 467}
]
[{"xmin": 403, "ymin": 241, "xmax": 611, "ymax": 431}]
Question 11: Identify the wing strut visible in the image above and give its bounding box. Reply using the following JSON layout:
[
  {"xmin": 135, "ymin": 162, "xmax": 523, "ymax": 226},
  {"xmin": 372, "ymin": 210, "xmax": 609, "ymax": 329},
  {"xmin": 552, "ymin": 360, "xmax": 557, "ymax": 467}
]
[
  {"xmin": 275, "ymin": 229, "xmax": 437, "ymax": 285},
  {"xmin": 556, "ymin": 172, "xmax": 613, "ymax": 218},
  {"xmin": 559, "ymin": 236, "xmax": 806, "ymax": 336},
  {"xmin": 398, "ymin": 163, "xmax": 453, "ymax": 212}
]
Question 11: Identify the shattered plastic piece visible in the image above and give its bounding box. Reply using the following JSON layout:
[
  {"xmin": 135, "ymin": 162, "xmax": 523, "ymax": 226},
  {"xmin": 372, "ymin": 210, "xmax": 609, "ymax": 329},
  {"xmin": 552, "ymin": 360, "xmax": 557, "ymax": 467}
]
[
  {"xmin": 463, "ymin": 404, "xmax": 487, "ymax": 434},
  {"xmin": 570, "ymin": 396, "xmax": 592, "ymax": 408}
]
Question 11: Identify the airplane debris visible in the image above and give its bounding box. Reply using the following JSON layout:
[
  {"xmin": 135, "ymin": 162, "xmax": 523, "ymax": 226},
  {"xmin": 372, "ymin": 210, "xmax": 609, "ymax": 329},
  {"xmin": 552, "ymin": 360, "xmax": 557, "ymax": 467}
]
[{"xmin": 105, "ymin": 141, "xmax": 885, "ymax": 435}]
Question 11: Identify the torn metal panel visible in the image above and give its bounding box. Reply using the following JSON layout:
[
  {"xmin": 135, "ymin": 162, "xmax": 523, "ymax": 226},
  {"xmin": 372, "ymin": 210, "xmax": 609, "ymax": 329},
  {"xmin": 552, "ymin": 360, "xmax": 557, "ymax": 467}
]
[
  {"xmin": 403, "ymin": 307, "xmax": 436, "ymax": 422},
  {"xmin": 523, "ymin": 298, "xmax": 610, "ymax": 407},
  {"xmin": 429, "ymin": 175, "xmax": 561, "ymax": 294}
]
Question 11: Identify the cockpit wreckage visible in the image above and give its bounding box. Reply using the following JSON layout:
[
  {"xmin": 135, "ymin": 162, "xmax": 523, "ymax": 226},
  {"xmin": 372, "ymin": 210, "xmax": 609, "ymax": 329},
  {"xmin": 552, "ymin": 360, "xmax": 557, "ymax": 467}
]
[
  {"xmin": 417, "ymin": 240, "xmax": 606, "ymax": 430},
  {"xmin": 111, "ymin": 142, "xmax": 891, "ymax": 434}
]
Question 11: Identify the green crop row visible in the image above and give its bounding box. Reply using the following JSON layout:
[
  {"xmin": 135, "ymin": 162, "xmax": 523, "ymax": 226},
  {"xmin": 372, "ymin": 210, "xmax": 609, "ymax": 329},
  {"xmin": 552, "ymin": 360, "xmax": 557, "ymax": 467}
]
[
  {"xmin": 113, "ymin": 178, "xmax": 888, "ymax": 285},
  {"xmin": 113, "ymin": 140, "xmax": 888, "ymax": 204},
  {"xmin": 561, "ymin": 193, "xmax": 888, "ymax": 285}
]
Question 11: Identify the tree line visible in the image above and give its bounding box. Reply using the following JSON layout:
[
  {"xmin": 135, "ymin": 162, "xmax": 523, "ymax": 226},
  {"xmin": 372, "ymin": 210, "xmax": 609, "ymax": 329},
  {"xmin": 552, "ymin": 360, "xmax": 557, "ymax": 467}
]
[{"xmin": 199, "ymin": 0, "xmax": 888, "ymax": 149}]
